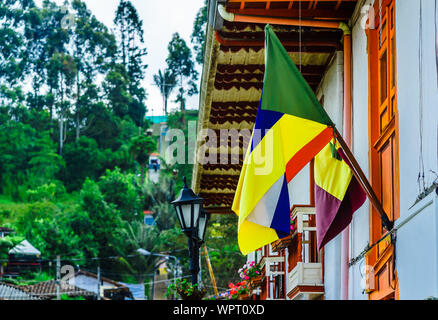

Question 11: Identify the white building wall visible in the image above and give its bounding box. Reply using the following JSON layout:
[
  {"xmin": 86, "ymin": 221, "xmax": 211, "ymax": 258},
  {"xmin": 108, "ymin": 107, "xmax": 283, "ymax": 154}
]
[
  {"xmin": 320, "ymin": 0, "xmax": 438, "ymax": 300},
  {"xmin": 283, "ymin": 0, "xmax": 438, "ymax": 300},
  {"xmin": 348, "ymin": 14, "xmax": 371, "ymax": 301},
  {"xmin": 395, "ymin": 0, "xmax": 438, "ymax": 300},
  {"xmin": 316, "ymin": 51, "xmax": 345, "ymax": 300},
  {"xmin": 315, "ymin": 4, "xmax": 373, "ymax": 300}
]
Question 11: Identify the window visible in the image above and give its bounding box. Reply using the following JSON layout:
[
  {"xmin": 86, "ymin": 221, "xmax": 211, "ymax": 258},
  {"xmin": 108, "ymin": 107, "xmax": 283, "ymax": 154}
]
[{"xmin": 366, "ymin": 0, "xmax": 399, "ymax": 300}]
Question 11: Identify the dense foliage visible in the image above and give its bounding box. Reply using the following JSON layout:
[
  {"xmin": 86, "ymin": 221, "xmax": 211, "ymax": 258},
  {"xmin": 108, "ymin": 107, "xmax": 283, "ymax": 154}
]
[{"xmin": 0, "ymin": 0, "xmax": 245, "ymax": 299}]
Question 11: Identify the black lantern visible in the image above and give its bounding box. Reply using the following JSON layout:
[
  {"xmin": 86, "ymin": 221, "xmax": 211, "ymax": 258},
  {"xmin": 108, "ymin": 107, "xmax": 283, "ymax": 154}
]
[
  {"xmin": 171, "ymin": 177, "xmax": 203, "ymax": 236},
  {"xmin": 195, "ymin": 209, "xmax": 210, "ymax": 243},
  {"xmin": 171, "ymin": 177, "xmax": 207, "ymax": 286}
]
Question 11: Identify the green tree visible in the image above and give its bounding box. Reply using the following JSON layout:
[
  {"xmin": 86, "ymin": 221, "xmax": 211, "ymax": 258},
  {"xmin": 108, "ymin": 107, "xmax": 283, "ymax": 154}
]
[
  {"xmin": 79, "ymin": 178, "xmax": 124, "ymax": 259},
  {"xmin": 47, "ymin": 52, "xmax": 77, "ymax": 156},
  {"xmin": 98, "ymin": 168, "xmax": 141, "ymax": 221},
  {"xmin": 0, "ymin": 120, "xmax": 63, "ymax": 200},
  {"xmin": 129, "ymin": 135, "xmax": 156, "ymax": 185},
  {"xmin": 191, "ymin": 0, "xmax": 208, "ymax": 65},
  {"xmin": 141, "ymin": 174, "xmax": 177, "ymax": 231},
  {"xmin": 202, "ymin": 214, "xmax": 246, "ymax": 293},
  {"xmin": 166, "ymin": 33, "xmax": 198, "ymax": 111},
  {"xmin": 103, "ymin": 63, "xmax": 132, "ymax": 119},
  {"xmin": 153, "ymin": 68, "xmax": 177, "ymax": 115},
  {"xmin": 0, "ymin": 236, "xmax": 24, "ymax": 275},
  {"xmin": 116, "ymin": 221, "xmax": 160, "ymax": 283},
  {"xmin": 114, "ymin": 0, "xmax": 148, "ymax": 126},
  {"xmin": 71, "ymin": 0, "xmax": 117, "ymax": 141},
  {"xmin": 80, "ymin": 101, "xmax": 123, "ymax": 150},
  {"xmin": 62, "ymin": 136, "xmax": 103, "ymax": 191}
]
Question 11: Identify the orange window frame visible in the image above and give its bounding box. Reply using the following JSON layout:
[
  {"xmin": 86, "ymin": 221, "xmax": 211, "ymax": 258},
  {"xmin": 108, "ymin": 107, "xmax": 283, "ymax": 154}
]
[{"xmin": 366, "ymin": 0, "xmax": 400, "ymax": 300}]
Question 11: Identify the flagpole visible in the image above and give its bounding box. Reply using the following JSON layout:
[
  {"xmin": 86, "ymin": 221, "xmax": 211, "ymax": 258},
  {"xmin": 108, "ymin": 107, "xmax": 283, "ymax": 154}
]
[{"xmin": 334, "ymin": 128, "xmax": 394, "ymax": 232}]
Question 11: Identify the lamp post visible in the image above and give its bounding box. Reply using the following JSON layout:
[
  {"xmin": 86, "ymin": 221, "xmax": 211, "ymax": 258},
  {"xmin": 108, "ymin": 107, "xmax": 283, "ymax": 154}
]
[
  {"xmin": 136, "ymin": 248, "xmax": 180, "ymax": 300},
  {"xmin": 171, "ymin": 177, "xmax": 210, "ymax": 286}
]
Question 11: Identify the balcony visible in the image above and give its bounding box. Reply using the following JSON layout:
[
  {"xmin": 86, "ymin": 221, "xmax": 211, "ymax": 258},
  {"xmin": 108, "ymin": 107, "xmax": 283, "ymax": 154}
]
[
  {"xmin": 248, "ymin": 245, "xmax": 286, "ymax": 300},
  {"xmin": 288, "ymin": 262, "xmax": 324, "ymax": 300},
  {"xmin": 285, "ymin": 206, "xmax": 325, "ymax": 300},
  {"xmin": 260, "ymin": 255, "xmax": 286, "ymax": 300}
]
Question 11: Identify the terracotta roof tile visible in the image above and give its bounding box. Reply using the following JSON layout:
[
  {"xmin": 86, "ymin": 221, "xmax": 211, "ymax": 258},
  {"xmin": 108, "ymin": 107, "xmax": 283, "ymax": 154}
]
[{"xmin": 21, "ymin": 280, "xmax": 95, "ymax": 299}]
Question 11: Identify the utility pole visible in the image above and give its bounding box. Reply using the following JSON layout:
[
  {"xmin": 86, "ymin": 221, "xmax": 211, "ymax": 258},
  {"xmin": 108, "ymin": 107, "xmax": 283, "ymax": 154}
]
[
  {"xmin": 56, "ymin": 255, "xmax": 61, "ymax": 300},
  {"xmin": 203, "ymin": 246, "xmax": 218, "ymax": 297},
  {"xmin": 173, "ymin": 258, "xmax": 178, "ymax": 300},
  {"xmin": 97, "ymin": 265, "xmax": 101, "ymax": 300},
  {"xmin": 151, "ymin": 270, "xmax": 155, "ymax": 300}
]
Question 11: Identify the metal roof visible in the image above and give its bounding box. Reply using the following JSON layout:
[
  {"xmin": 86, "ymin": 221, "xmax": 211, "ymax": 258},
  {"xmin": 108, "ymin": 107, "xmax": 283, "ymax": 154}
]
[
  {"xmin": 0, "ymin": 283, "xmax": 40, "ymax": 300},
  {"xmin": 9, "ymin": 240, "xmax": 41, "ymax": 256}
]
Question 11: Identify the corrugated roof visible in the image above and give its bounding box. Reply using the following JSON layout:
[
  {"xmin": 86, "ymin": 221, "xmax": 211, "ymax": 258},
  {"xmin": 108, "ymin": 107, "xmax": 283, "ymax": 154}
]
[
  {"xmin": 9, "ymin": 240, "xmax": 41, "ymax": 256},
  {"xmin": 0, "ymin": 283, "xmax": 40, "ymax": 300}
]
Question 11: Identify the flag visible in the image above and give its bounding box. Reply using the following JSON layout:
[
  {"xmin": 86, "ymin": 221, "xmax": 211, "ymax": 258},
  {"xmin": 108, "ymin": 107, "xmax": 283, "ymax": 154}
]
[
  {"xmin": 314, "ymin": 140, "xmax": 367, "ymax": 250},
  {"xmin": 232, "ymin": 25, "xmax": 335, "ymax": 255}
]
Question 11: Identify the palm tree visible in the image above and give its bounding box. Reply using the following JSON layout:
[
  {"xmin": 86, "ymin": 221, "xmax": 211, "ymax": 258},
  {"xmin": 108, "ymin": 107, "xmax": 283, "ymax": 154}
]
[
  {"xmin": 153, "ymin": 69, "xmax": 176, "ymax": 115},
  {"xmin": 116, "ymin": 221, "xmax": 159, "ymax": 284}
]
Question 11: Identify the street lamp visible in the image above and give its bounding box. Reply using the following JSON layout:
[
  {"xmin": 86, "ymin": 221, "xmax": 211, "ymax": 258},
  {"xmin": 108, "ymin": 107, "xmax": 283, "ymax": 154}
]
[
  {"xmin": 172, "ymin": 177, "xmax": 203, "ymax": 236},
  {"xmin": 171, "ymin": 177, "xmax": 209, "ymax": 286},
  {"xmin": 196, "ymin": 209, "xmax": 211, "ymax": 243},
  {"xmin": 136, "ymin": 248, "xmax": 180, "ymax": 300}
]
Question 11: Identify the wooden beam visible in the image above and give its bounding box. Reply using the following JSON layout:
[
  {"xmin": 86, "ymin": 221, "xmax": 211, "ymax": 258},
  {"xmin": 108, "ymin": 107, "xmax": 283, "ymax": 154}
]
[
  {"xmin": 205, "ymin": 207, "xmax": 234, "ymax": 215},
  {"xmin": 227, "ymin": 0, "xmax": 356, "ymax": 2},
  {"xmin": 220, "ymin": 45, "xmax": 335, "ymax": 53},
  {"xmin": 216, "ymin": 64, "xmax": 326, "ymax": 76},
  {"xmin": 334, "ymin": 128, "xmax": 394, "ymax": 231},
  {"xmin": 226, "ymin": 8, "xmax": 356, "ymax": 19},
  {"xmin": 215, "ymin": 31, "xmax": 341, "ymax": 49}
]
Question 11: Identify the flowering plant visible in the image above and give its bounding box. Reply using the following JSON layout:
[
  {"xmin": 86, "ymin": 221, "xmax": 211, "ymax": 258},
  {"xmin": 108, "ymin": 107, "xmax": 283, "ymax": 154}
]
[
  {"xmin": 290, "ymin": 217, "xmax": 297, "ymax": 232},
  {"xmin": 238, "ymin": 261, "xmax": 262, "ymax": 281},
  {"xmin": 224, "ymin": 281, "xmax": 248, "ymax": 300},
  {"xmin": 166, "ymin": 279, "xmax": 206, "ymax": 300}
]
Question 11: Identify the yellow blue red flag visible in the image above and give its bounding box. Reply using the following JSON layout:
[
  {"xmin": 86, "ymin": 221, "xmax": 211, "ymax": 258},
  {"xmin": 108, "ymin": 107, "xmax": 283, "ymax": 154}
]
[{"xmin": 232, "ymin": 25, "xmax": 335, "ymax": 255}]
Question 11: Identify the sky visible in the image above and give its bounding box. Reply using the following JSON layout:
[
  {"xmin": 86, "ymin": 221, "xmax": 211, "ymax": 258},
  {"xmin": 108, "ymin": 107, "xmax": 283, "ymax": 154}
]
[{"xmin": 35, "ymin": 0, "xmax": 204, "ymax": 117}]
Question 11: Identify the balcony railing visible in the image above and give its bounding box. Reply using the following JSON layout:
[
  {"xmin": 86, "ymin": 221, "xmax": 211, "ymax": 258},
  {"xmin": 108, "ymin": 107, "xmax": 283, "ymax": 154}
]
[
  {"xmin": 286, "ymin": 206, "xmax": 324, "ymax": 300},
  {"xmin": 251, "ymin": 206, "xmax": 324, "ymax": 300},
  {"xmin": 260, "ymin": 255, "xmax": 285, "ymax": 300}
]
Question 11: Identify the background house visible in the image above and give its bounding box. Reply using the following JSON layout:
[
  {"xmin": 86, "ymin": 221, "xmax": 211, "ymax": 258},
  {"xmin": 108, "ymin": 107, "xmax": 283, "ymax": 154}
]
[
  {"xmin": 0, "ymin": 227, "xmax": 13, "ymax": 239},
  {"xmin": 148, "ymin": 153, "xmax": 161, "ymax": 183},
  {"xmin": 152, "ymin": 260, "xmax": 170, "ymax": 300},
  {"xmin": 5, "ymin": 240, "xmax": 41, "ymax": 277},
  {"xmin": 20, "ymin": 280, "xmax": 95, "ymax": 300},
  {"xmin": 67, "ymin": 270, "xmax": 133, "ymax": 300},
  {"xmin": 0, "ymin": 282, "xmax": 40, "ymax": 300}
]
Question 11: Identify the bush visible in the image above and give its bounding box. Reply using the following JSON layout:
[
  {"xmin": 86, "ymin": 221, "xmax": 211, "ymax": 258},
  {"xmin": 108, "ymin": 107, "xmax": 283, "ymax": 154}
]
[
  {"xmin": 26, "ymin": 182, "xmax": 66, "ymax": 202},
  {"xmin": 98, "ymin": 168, "xmax": 141, "ymax": 221},
  {"xmin": 62, "ymin": 137, "xmax": 104, "ymax": 192}
]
